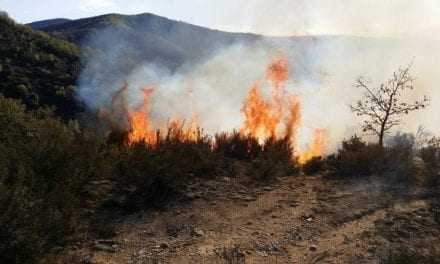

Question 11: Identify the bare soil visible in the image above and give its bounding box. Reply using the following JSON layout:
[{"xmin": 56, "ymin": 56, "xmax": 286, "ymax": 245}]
[{"xmin": 57, "ymin": 174, "xmax": 440, "ymax": 264}]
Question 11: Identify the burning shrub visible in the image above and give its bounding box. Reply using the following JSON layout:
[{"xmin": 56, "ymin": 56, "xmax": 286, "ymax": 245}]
[
  {"xmin": 115, "ymin": 128, "xmax": 217, "ymax": 212},
  {"xmin": 214, "ymin": 131, "xmax": 262, "ymax": 160}
]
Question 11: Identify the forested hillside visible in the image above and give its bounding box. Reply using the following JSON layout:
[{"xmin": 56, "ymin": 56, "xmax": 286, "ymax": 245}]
[{"xmin": 0, "ymin": 15, "xmax": 81, "ymax": 118}]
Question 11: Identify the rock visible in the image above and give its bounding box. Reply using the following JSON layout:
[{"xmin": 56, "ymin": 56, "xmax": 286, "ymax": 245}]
[
  {"xmin": 159, "ymin": 242, "xmax": 169, "ymax": 249},
  {"xmin": 81, "ymin": 255, "xmax": 93, "ymax": 264},
  {"xmin": 94, "ymin": 243, "xmax": 117, "ymax": 253},
  {"xmin": 94, "ymin": 240, "xmax": 120, "ymax": 253},
  {"xmin": 192, "ymin": 229, "xmax": 204, "ymax": 237},
  {"xmin": 309, "ymin": 245, "xmax": 318, "ymax": 251},
  {"xmin": 186, "ymin": 192, "xmax": 201, "ymax": 200},
  {"xmin": 305, "ymin": 217, "xmax": 313, "ymax": 223}
]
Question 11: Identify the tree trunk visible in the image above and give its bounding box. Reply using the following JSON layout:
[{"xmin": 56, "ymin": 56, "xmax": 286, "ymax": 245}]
[{"xmin": 379, "ymin": 122, "xmax": 386, "ymax": 147}]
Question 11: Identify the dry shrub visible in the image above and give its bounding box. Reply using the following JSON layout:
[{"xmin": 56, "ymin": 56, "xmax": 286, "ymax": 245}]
[
  {"xmin": 326, "ymin": 136, "xmax": 385, "ymax": 179},
  {"xmin": 302, "ymin": 156, "xmax": 326, "ymax": 175}
]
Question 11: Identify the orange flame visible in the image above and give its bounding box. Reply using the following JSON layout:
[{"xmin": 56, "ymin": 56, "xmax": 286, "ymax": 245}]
[
  {"xmin": 126, "ymin": 87, "xmax": 156, "ymax": 144},
  {"xmin": 101, "ymin": 54, "xmax": 327, "ymax": 163},
  {"xmin": 241, "ymin": 82, "xmax": 282, "ymax": 142},
  {"xmin": 298, "ymin": 129, "xmax": 327, "ymax": 164},
  {"xmin": 241, "ymin": 56, "xmax": 300, "ymax": 145}
]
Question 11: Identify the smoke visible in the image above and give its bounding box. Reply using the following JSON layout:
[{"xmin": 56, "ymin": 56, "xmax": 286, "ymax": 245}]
[{"xmin": 77, "ymin": 21, "xmax": 440, "ymax": 154}]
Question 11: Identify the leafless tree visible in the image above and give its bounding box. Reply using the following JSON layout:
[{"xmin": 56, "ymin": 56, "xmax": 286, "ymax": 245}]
[{"xmin": 350, "ymin": 64, "xmax": 430, "ymax": 147}]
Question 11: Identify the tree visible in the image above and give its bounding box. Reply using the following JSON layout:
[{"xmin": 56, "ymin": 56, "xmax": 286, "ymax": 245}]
[{"xmin": 350, "ymin": 64, "xmax": 430, "ymax": 147}]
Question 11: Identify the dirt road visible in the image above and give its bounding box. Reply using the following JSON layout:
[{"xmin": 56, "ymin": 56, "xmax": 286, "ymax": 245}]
[{"xmin": 61, "ymin": 175, "xmax": 440, "ymax": 264}]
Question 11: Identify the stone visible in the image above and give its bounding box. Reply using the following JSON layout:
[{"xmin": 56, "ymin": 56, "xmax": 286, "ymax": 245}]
[
  {"xmin": 94, "ymin": 243, "xmax": 117, "ymax": 253},
  {"xmin": 192, "ymin": 229, "xmax": 204, "ymax": 237},
  {"xmin": 309, "ymin": 245, "xmax": 318, "ymax": 251},
  {"xmin": 159, "ymin": 242, "xmax": 169, "ymax": 249}
]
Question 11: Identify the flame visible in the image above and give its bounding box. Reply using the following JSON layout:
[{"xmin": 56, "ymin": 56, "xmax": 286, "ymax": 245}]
[
  {"xmin": 241, "ymin": 55, "xmax": 326, "ymax": 162},
  {"xmin": 126, "ymin": 87, "xmax": 156, "ymax": 144},
  {"xmin": 298, "ymin": 129, "xmax": 327, "ymax": 164},
  {"xmin": 101, "ymin": 54, "xmax": 327, "ymax": 163},
  {"xmin": 241, "ymin": 56, "xmax": 300, "ymax": 145},
  {"xmin": 240, "ymin": 82, "xmax": 281, "ymax": 142}
]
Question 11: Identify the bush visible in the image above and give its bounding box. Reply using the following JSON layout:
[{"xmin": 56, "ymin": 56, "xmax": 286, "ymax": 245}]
[
  {"xmin": 0, "ymin": 96, "xmax": 110, "ymax": 263},
  {"xmin": 385, "ymin": 250, "xmax": 440, "ymax": 264},
  {"xmin": 302, "ymin": 156, "xmax": 326, "ymax": 175},
  {"xmin": 327, "ymin": 133, "xmax": 420, "ymax": 183},
  {"xmin": 250, "ymin": 137, "xmax": 298, "ymax": 183},
  {"xmin": 326, "ymin": 136, "xmax": 384, "ymax": 179},
  {"xmin": 115, "ymin": 129, "xmax": 217, "ymax": 212},
  {"xmin": 214, "ymin": 131, "xmax": 261, "ymax": 160},
  {"xmin": 420, "ymin": 137, "xmax": 440, "ymax": 186}
]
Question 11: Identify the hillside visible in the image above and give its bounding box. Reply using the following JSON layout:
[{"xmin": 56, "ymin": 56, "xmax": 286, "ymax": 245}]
[
  {"xmin": 29, "ymin": 13, "xmax": 262, "ymax": 70},
  {"xmin": 0, "ymin": 15, "xmax": 81, "ymax": 118},
  {"xmin": 29, "ymin": 18, "xmax": 72, "ymax": 30}
]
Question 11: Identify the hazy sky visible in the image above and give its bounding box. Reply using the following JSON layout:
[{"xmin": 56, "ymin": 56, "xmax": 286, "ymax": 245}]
[{"xmin": 1, "ymin": 0, "xmax": 440, "ymax": 37}]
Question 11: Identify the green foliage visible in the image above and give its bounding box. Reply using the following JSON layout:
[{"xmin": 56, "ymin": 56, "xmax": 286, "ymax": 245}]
[
  {"xmin": 0, "ymin": 16, "xmax": 81, "ymax": 119},
  {"xmin": 0, "ymin": 96, "xmax": 110, "ymax": 264}
]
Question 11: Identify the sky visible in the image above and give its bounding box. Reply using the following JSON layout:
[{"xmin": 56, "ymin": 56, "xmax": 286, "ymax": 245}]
[{"xmin": 1, "ymin": 0, "xmax": 440, "ymax": 37}]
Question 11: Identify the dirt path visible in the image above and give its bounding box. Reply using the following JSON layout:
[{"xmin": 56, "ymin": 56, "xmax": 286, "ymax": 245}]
[{"xmin": 62, "ymin": 176, "xmax": 439, "ymax": 264}]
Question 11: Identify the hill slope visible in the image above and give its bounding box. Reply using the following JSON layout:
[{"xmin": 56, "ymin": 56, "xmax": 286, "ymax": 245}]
[
  {"xmin": 29, "ymin": 13, "xmax": 263, "ymax": 70},
  {"xmin": 0, "ymin": 15, "xmax": 81, "ymax": 118}
]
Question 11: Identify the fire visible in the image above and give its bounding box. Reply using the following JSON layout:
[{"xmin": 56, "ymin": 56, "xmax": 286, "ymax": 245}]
[
  {"xmin": 241, "ymin": 56, "xmax": 301, "ymax": 144},
  {"xmin": 240, "ymin": 82, "xmax": 282, "ymax": 142},
  {"xmin": 298, "ymin": 129, "xmax": 327, "ymax": 164},
  {"xmin": 126, "ymin": 87, "xmax": 156, "ymax": 144},
  {"xmin": 241, "ymin": 55, "xmax": 326, "ymax": 162},
  {"xmin": 102, "ymin": 54, "xmax": 327, "ymax": 163}
]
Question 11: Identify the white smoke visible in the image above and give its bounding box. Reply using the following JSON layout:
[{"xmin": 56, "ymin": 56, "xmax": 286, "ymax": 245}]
[{"xmin": 78, "ymin": 24, "xmax": 440, "ymax": 154}]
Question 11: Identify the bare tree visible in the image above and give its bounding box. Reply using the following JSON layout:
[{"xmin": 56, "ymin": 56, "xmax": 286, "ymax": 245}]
[{"xmin": 351, "ymin": 64, "xmax": 430, "ymax": 147}]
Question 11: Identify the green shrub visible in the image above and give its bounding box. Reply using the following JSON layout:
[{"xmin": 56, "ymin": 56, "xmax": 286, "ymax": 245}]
[{"xmin": 0, "ymin": 96, "xmax": 110, "ymax": 263}]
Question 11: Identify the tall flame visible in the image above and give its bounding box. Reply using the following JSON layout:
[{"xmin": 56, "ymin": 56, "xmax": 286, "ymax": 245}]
[
  {"xmin": 102, "ymin": 54, "xmax": 327, "ymax": 162},
  {"xmin": 241, "ymin": 56, "xmax": 301, "ymax": 145},
  {"xmin": 126, "ymin": 87, "xmax": 156, "ymax": 144},
  {"xmin": 298, "ymin": 129, "xmax": 327, "ymax": 164}
]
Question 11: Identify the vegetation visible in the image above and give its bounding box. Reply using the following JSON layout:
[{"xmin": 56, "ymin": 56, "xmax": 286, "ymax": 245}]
[
  {"xmin": 385, "ymin": 250, "xmax": 440, "ymax": 264},
  {"xmin": 1, "ymin": 13, "xmax": 439, "ymax": 264},
  {"xmin": 0, "ymin": 96, "xmax": 111, "ymax": 263},
  {"xmin": 0, "ymin": 95, "xmax": 298, "ymax": 263},
  {"xmin": 351, "ymin": 65, "xmax": 429, "ymax": 147},
  {"xmin": 0, "ymin": 15, "xmax": 81, "ymax": 119}
]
